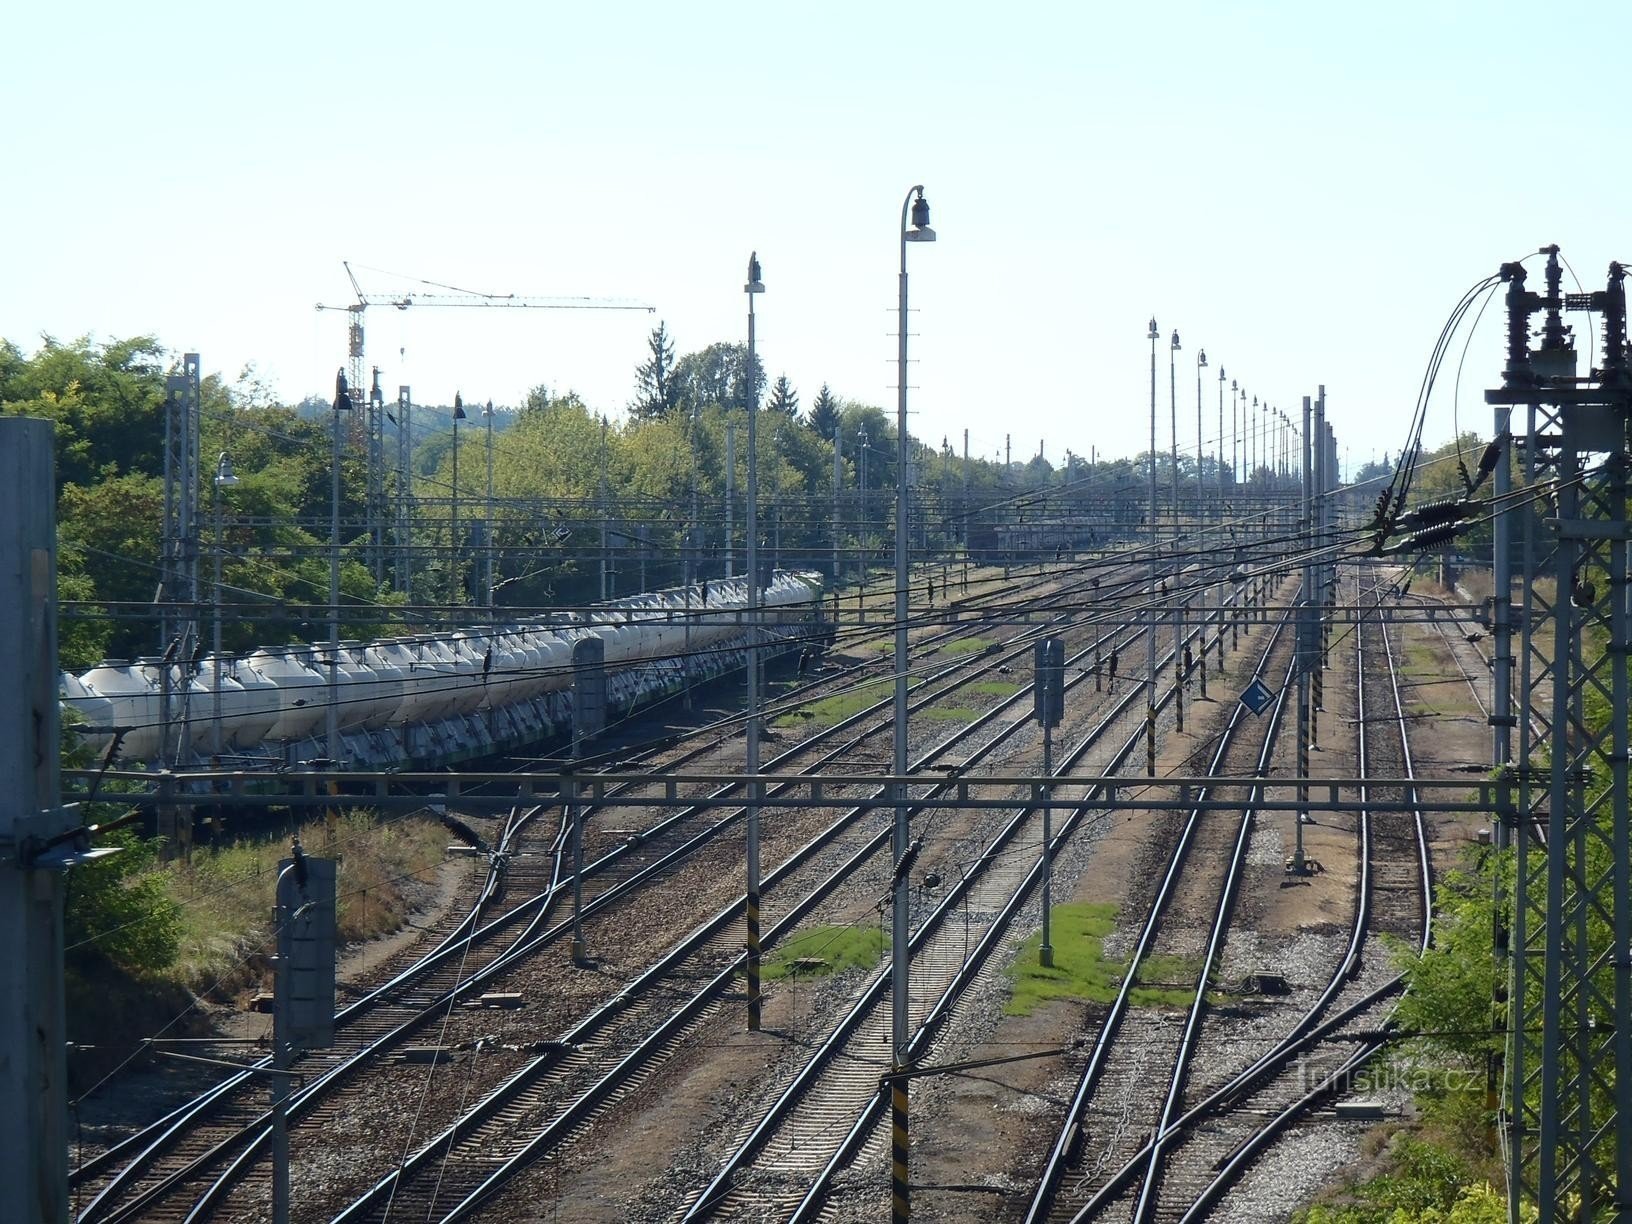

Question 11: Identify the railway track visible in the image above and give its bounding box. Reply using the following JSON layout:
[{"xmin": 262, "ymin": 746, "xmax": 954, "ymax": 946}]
[
  {"xmin": 675, "ymin": 589, "xmax": 1253, "ymax": 1221},
  {"xmin": 324, "ymin": 574, "xmax": 1243, "ymax": 1222},
  {"xmin": 1039, "ymin": 565, "xmax": 1435, "ymax": 1223},
  {"xmin": 1022, "ymin": 597, "xmax": 1299, "ymax": 1224},
  {"xmin": 79, "ymin": 558, "xmax": 1195, "ymax": 1222}
]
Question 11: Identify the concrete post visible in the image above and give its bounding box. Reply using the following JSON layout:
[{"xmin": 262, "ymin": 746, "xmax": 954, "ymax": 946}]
[{"xmin": 0, "ymin": 418, "xmax": 70, "ymax": 1224}]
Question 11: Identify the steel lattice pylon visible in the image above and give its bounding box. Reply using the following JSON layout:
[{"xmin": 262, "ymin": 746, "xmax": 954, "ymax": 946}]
[{"xmin": 1491, "ymin": 250, "xmax": 1632, "ymax": 1221}]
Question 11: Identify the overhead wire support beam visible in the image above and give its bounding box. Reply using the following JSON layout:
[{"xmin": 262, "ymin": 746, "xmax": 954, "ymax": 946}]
[{"xmin": 1488, "ymin": 249, "xmax": 1632, "ymax": 1221}]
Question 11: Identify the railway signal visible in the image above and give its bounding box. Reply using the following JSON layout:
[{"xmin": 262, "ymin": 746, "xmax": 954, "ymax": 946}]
[
  {"xmin": 270, "ymin": 844, "xmax": 336, "ymax": 1224},
  {"xmin": 1035, "ymin": 639, "xmax": 1065, "ymax": 967}
]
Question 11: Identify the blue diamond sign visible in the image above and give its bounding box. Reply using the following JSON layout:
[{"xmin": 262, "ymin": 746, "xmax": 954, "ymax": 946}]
[{"xmin": 1239, "ymin": 677, "xmax": 1276, "ymax": 717}]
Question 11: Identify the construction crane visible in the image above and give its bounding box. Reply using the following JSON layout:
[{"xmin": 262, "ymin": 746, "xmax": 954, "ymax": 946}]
[{"xmin": 315, "ymin": 261, "xmax": 655, "ymax": 586}]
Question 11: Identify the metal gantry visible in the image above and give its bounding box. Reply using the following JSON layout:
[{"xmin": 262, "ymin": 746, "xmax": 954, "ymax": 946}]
[
  {"xmin": 1489, "ymin": 247, "xmax": 1632, "ymax": 1221},
  {"xmin": 159, "ymin": 352, "xmax": 202, "ymax": 764}
]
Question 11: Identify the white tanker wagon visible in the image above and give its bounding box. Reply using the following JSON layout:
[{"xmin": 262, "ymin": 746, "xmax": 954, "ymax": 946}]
[{"xmin": 62, "ymin": 571, "xmax": 830, "ymax": 772}]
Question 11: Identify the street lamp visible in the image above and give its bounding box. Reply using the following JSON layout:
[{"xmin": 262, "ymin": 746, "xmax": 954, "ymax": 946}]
[
  {"xmin": 890, "ymin": 186, "xmax": 934, "ymax": 1219},
  {"xmin": 1168, "ymin": 330, "xmax": 1181, "ymax": 522},
  {"xmin": 1168, "ymin": 328, "xmax": 1183, "ymax": 734},
  {"xmin": 1195, "ymin": 348, "xmax": 1208, "ymax": 518},
  {"xmin": 1217, "ymin": 365, "xmax": 1227, "ymax": 519},
  {"xmin": 1231, "ymin": 379, "xmax": 1240, "ymax": 498},
  {"xmin": 212, "ymin": 451, "xmax": 240, "ymax": 757},
  {"xmin": 744, "ymin": 250, "xmax": 766, "ymax": 1032},
  {"xmin": 451, "ymin": 392, "xmax": 466, "ymax": 604},
  {"xmin": 1146, "ymin": 317, "xmax": 1159, "ymax": 777},
  {"xmin": 857, "ymin": 424, "xmax": 869, "ymax": 585}
]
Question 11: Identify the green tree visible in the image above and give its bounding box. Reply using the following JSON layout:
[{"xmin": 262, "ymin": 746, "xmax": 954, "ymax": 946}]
[
  {"xmin": 673, "ymin": 341, "xmax": 764, "ymax": 412},
  {"xmin": 767, "ymin": 373, "xmax": 798, "ymax": 418},
  {"xmin": 630, "ymin": 322, "xmax": 680, "ymax": 420},
  {"xmin": 807, "ymin": 383, "xmax": 840, "ymax": 439}
]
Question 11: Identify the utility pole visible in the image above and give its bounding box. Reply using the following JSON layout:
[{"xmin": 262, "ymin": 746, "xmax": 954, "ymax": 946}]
[
  {"xmin": 1170, "ymin": 329, "xmax": 1185, "ymax": 735},
  {"xmin": 328, "ymin": 371, "xmax": 351, "ymax": 766},
  {"xmin": 159, "ymin": 353, "xmax": 201, "ymax": 766},
  {"xmin": 1483, "ymin": 250, "xmax": 1632, "ymax": 1222},
  {"xmin": 395, "ymin": 386, "xmax": 413, "ymax": 597},
  {"xmin": 0, "ymin": 417, "xmax": 71, "ymax": 1224},
  {"xmin": 484, "ymin": 400, "xmax": 495, "ymax": 609},
  {"xmin": 744, "ymin": 252, "xmax": 765, "ymax": 1030},
  {"xmin": 962, "ymin": 428, "xmax": 970, "ymax": 555},
  {"xmin": 1146, "ymin": 317, "xmax": 1159, "ymax": 777},
  {"xmin": 833, "ymin": 426, "xmax": 843, "ymax": 584},
  {"xmin": 857, "ymin": 426, "xmax": 868, "ymax": 586},
  {"xmin": 891, "ymin": 184, "xmax": 936, "ymax": 1224},
  {"xmin": 1293, "ymin": 393, "xmax": 1314, "ymax": 876},
  {"xmin": 725, "ymin": 423, "xmax": 736, "ymax": 579},
  {"xmin": 599, "ymin": 414, "xmax": 610, "ymax": 601}
]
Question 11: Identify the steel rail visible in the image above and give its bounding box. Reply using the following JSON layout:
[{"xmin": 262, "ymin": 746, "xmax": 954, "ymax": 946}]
[
  {"xmin": 353, "ymin": 581, "xmax": 1231, "ymax": 1223},
  {"xmin": 1172, "ymin": 570, "xmax": 1433, "ymax": 1220},
  {"xmin": 694, "ymin": 594, "xmax": 1243, "ymax": 1222},
  {"xmin": 74, "ymin": 561, "xmax": 1123, "ymax": 1218},
  {"xmin": 1023, "ymin": 603, "xmax": 1294, "ymax": 1223},
  {"xmin": 170, "ymin": 570, "xmax": 1153, "ymax": 1221}
]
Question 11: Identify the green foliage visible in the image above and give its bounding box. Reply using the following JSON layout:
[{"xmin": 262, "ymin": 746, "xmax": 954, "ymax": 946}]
[
  {"xmin": 763, "ymin": 923, "xmax": 885, "ymax": 979},
  {"xmin": 58, "ymin": 719, "xmax": 181, "ymax": 977},
  {"xmin": 63, "ymin": 829, "xmax": 183, "ymax": 976},
  {"xmin": 1295, "ymin": 1136, "xmax": 1531, "ymax": 1223},
  {"xmin": 773, "ymin": 678, "xmax": 892, "ymax": 728},
  {"xmin": 1005, "ymin": 902, "xmax": 1199, "ymax": 1014},
  {"xmin": 767, "ymin": 373, "xmax": 798, "ymax": 417},
  {"xmin": 807, "ymin": 383, "xmax": 839, "ymax": 439}
]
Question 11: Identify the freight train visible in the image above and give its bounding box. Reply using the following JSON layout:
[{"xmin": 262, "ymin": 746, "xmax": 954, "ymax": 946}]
[{"xmin": 60, "ymin": 570, "xmax": 830, "ymax": 771}]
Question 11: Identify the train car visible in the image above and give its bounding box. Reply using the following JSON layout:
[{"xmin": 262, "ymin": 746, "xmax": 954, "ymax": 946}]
[{"xmin": 62, "ymin": 570, "xmax": 828, "ymax": 771}]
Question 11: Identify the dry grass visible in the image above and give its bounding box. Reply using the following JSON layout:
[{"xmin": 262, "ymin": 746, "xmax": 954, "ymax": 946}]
[{"xmin": 156, "ymin": 811, "xmax": 451, "ymax": 996}]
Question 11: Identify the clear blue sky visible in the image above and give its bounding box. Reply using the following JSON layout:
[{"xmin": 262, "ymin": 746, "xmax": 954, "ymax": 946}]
[{"xmin": 6, "ymin": 1, "xmax": 1627, "ymax": 475}]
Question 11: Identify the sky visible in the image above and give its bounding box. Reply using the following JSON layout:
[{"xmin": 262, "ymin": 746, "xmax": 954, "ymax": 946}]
[{"xmin": 5, "ymin": 1, "xmax": 1629, "ymax": 478}]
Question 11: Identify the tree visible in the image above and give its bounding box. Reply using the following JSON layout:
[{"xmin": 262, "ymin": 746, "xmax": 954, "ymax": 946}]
[
  {"xmin": 672, "ymin": 341, "xmax": 765, "ymax": 413},
  {"xmin": 630, "ymin": 322, "xmax": 680, "ymax": 420},
  {"xmin": 807, "ymin": 383, "xmax": 840, "ymax": 439},
  {"xmin": 767, "ymin": 374, "xmax": 798, "ymax": 418}
]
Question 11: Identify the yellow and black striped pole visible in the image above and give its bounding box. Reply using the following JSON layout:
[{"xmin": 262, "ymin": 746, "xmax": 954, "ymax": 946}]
[
  {"xmin": 747, "ymin": 871, "xmax": 761, "ymax": 1030},
  {"xmin": 892, "ymin": 1076, "xmax": 910, "ymax": 1222}
]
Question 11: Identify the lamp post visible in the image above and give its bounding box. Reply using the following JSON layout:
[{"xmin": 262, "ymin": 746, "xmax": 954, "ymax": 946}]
[
  {"xmin": 1168, "ymin": 329, "xmax": 1184, "ymax": 733},
  {"xmin": 857, "ymin": 425, "xmax": 869, "ymax": 586},
  {"xmin": 1250, "ymin": 395, "xmax": 1259, "ymax": 490},
  {"xmin": 1146, "ymin": 317, "xmax": 1159, "ymax": 777},
  {"xmin": 451, "ymin": 393, "xmax": 466, "ymax": 605},
  {"xmin": 1194, "ymin": 350, "xmax": 1208, "ymax": 702},
  {"xmin": 328, "ymin": 370, "xmax": 352, "ymax": 766},
  {"xmin": 212, "ymin": 451, "xmax": 240, "ymax": 757},
  {"xmin": 832, "ymin": 426, "xmax": 842, "ymax": 585},
  {"xmin": 890, "ymin": 185, "xmax": 934, "ymax": 1224},
  {"xmin": 483, "ymin": 399, "xmax": 495, "ymax": 609},
  {"xmin": 1217, "ymin": 365, "xmax": 1227, "ymax": 520},
  {"xmin": 1232, "ymin": 380, "xmax": 1241, "ymax": 500},
  {"xmin": 1195, "ymin": 348, "xmax": 1207, "ymax": 518},
  {"xmin": 1168, "ymin": 329, "xmax": 1181, "ymax": 523},
  {"xmin": 744, "ymin": 251, "xmax": 766, "ymax": 1031}
]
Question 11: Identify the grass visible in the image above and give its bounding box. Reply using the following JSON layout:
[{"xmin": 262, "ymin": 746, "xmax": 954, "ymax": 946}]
[
  {"xmin": 774, "ymin": 678, "xmax": 892, "ymax": 727},
  {"xmin": 156, "ymin": 811, "xmax": 451, "ymax": 992},
  {"xmin": 1006, "ymin": 902, "xmax": 1203, "ymax": 1015},
  {"xmin": 967, "ymin": 680, "xmax": 1022, "ymax": 697},
  {"xmin": 763, "ymin": 923, "xmax": 885, "ymax": 980},
  {"xmin": 941, "ymin": 636, "xmax": 994, "ymax": 656}
]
